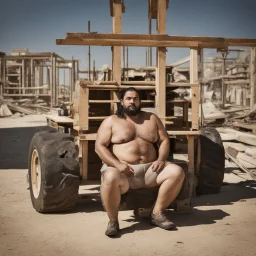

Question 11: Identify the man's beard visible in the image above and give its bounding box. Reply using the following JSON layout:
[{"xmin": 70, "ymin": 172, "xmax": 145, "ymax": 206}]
[{"xmin": 122, "ymin": 104, "xmax": 141, "ymax": 116}]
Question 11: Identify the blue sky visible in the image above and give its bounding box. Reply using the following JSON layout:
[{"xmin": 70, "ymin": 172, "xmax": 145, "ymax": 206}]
[{"xmin": 1, "ymin": 0, "xmax": 256, "ymax": 70}]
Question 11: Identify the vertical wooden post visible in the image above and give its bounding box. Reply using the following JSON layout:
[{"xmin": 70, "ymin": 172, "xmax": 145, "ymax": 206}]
[
  {"xmin": 53, "ymin": 56, "xmax": 57, "ymax": 105},
  {"xmin": 79, "ymin": 86, "xmax": 89, "ymax": 131},
  {"xmin": 250, "ymin": 47, "xmax": 256, "ymax": 110},
  {"xmin": 50, "ymin": 55, "xmax": 54, "ymax": 107},
  {"xmin": 148, "ymin": 0, "xmax": 152, "ymax": 66},
  {"xmin": 156, "ymin": 0, "xmax": 167, "ymax": 125},
  {"xmin": 22, "ymin": 60, "xmax": 25, "ymax": 96},
  {"xmin": 221, "ymin": 56, "xmax": 226, "ymax": 107},
  {"xmin": 79, "ymin": 85, "xmax": 89, "ymax": 180},
  {"xmin": 93, "ymin": 60, "xmax": 96, "ymax": 80},
  {"xmin": 72, "ymin": 57, "xmax": 76, "ymax": 93},
  {"xmin": 187, "ymin": 135, "xmax": 195, "ymax": 199},
  {"xmin": 39, "ymin": 62, "xmax": 43, "ymax": 96},
  {"xmin": 88, "ymin": 21, "xmax": 91, "ymax": 81},
  {"xmin": 3, "ymin": 58, "xmax": 6, "ymax": 95},
  {"xmin": 19, "ymin": 66, "xmax": 22, "ymax": 95},
  {"xmin": 76, "ymin": 60, "xmax": 79, "ymax": 81},
  {"xmin": 126, "ymin": 46, "xmax": 129, "ymax": 81},
  {"xmin": 111, "ymin": 0, "xmax": 122, "ymax": 113},
  {"xmin": 190, "ymin": 48, "xmax": 199, "ymax": 130},
  {"xmin": 69, "ymin": 67, "xmax": 72, "ymax": 102},
  {"xmin": 56, "ymin": 65, "xmax": 59, "ymax": 105},
  {"xmin": 0, "ymin": 57, "xmax": 3, "ymax": 96},
  {"xmin": 199, "ymin": 48, "xmax": 204, "ymax": 127},
  {"xmin": 30, "ymin": 59, "xmax": 34, "ymax": 95},
  {"xmin": 80, "ymin": 140, "xmax": 88, "ymax": 180}
]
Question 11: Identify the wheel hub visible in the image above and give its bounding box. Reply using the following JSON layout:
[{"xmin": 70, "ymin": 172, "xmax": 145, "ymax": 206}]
[{"xmin": 31, "ymin": 149, "xmax": 41, "ymax": 199}]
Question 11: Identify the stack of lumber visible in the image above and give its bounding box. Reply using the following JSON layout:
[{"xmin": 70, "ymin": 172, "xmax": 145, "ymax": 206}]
[
  {"xmin": 217, "ymin": 127, "xmax": 256, "ymax": 180},
  {"xmin": 0, "ymin": 97, "xmax": 52, "ymax": 117}
]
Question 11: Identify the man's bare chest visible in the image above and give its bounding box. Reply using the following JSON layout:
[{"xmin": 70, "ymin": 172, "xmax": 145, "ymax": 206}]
[{"xmin": 111, "ymin": 120, "xmax": 158, "ymax": 144}]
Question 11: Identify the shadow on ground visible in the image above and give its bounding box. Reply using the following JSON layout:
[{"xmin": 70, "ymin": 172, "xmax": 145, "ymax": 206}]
[
  {"xmin": 58, "ymin": 180, "xmax": 256, "ymax": 235},
  {"xmin": 193, "ymin": 180, "xmax": 256, "ymax": 207}
]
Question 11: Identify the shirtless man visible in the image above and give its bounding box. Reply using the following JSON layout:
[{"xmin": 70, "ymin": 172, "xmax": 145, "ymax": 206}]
[{"xmin": 95, "ymin": 87, "xmax": 185, "ymax": 236}]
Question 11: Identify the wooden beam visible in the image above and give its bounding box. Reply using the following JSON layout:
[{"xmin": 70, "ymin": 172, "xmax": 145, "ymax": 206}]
[
  {"xmin": 79, "ymin": 86, "xmax": 89, "ymax": 131},
  {"xmin": 187, "ymin": 136, "xmax": 196, "ymax": 198},
  {"xmin": 57, "ymin": 33, "xmax": 256, "ymax": 48},
  {"xmin": 110, "ymin": 0, "xmax": 125, "ymax": 17},
  {"xmin": 250, "ymin": 47, "xmax": 256, "ymax": 110},
  {"xmin": 190, "ymin": 49, "xmax": 199, "ymax": 130},
  {"xmin": 155, "ymin": 0, "xmax": 166, "ymax": 125},
  {"xmin": 149, "ymin": 0, "xmax": 169, "ymax": 19},
  {"xmin": 111, "ymin": 0, "xmax": 122, "ymax": 113}
]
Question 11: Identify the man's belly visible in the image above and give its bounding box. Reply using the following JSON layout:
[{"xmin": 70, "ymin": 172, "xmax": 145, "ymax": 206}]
[{"xmin": 111, "ymin": 140, "xmax": 157, "ymax": 164}]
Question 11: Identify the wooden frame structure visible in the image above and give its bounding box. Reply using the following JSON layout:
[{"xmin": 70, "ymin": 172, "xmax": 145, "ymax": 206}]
[
  {"xmin": 54, "ymin": 0, "xmax": 256, "ymax": 209},
  {"xmin": 0, "ymin": 52, "xmax": 79, "ymax": 107}
]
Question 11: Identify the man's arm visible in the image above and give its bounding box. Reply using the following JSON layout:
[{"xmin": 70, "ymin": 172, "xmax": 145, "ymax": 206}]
[
  {"xmin": 151, "ymin": 115, "xmax": 170, "ymax": 172},
  {"xmin": 95, "ymin": 116, "xmax": 134, "ymax": 177}
]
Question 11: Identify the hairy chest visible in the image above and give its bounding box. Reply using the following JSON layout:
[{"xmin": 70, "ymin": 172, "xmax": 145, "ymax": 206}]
[{"xmin": 111, "ymin": 119, "xmax": 158, "ymax": 144}]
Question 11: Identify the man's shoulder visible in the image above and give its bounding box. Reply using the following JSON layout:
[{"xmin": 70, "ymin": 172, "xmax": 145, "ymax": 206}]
[
  {"xmin": 141, "ymin": 111, "xmax": 157, "ymax": 119},
  {"xmin": 104, "ymin": 114, "xmax": 123, "ymax": 123}
]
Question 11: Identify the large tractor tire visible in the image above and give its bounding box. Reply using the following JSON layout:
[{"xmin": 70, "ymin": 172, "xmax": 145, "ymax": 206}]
[
  {"xmin": 195, "ymin": 127, "xmax": 225, "ymax": 195},
  {"xmin": 28, "ymin": 130, "xmax": 80, "ymax": 213}
]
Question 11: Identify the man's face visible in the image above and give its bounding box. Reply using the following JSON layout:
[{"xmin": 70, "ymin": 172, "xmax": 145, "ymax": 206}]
[{"xmin": 121, "ymin": 90, "xmax": 141, "ymax": 116}]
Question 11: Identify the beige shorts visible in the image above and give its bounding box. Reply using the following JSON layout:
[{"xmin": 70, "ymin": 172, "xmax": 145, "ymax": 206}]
[{"xmin": 100, "ymin": 162, "xmax": 170, "ymax": 189}]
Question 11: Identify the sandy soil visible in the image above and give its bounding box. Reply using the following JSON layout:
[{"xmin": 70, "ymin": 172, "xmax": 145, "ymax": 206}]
[{"xmin": 0, "ymin": 169, "xmax": 255, "ymax": 256}]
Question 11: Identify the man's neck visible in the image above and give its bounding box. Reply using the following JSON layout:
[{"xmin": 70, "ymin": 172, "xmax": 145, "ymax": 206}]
[{"xmin": 125, "ymin": 112, "xmax": 142, "ymax": 122}]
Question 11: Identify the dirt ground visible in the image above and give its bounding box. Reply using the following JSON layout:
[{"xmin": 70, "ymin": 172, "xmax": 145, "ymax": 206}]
[{"xmin": 0, "ymin": 169, "xmax": 255, "ymax": 256}]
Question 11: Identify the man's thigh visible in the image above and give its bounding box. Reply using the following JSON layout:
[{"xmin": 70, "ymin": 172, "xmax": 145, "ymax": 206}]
[{"xmin": 145, "ymin": 162, "xmax": 179, "ymax": 187}]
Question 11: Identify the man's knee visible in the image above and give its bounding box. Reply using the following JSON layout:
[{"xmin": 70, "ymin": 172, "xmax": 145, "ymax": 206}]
[
  {"xmin": 166, "ymin": 164, "xmax": 185, "ymax": 182},
  {"xmin": 103, "ymin": 168, "xmax": 122, "ymax": 185}
]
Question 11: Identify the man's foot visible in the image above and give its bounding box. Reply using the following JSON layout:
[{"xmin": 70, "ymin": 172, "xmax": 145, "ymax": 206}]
[
  {"xmin": 151, "ymin": 212, "xmax": 176, "ymax": 230},
  {"xmin": 105, "ymin": 220, "xmax": 120, "ymax": 236}
]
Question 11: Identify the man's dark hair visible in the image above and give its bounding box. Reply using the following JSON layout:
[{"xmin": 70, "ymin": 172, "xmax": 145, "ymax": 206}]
[{"xmin": 115, "ymin": 87, "xmax": 141, "ymax": 119}]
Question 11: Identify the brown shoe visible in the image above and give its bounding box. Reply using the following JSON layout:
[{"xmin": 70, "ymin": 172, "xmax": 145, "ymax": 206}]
[
  {"xmin": 105, "ymin": 220, "xmax": 120, "ymax": 236},
  {"xmin": 151, "ymin": 212, "xmax": 176, "ymax": 230}
]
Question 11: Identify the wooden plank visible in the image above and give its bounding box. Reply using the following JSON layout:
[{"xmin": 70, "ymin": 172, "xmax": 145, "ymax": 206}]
[
  {"xmin": 217, "ymin": 127, "xmax": 256, "ymax": 146},
  {"xmin": 58, "ymin": 33, "xmax": 256, "ymax": 48},
  {"xmin": 111, "ymin": 0, "xmax": 122, "ymax": 113},
  {"xmin": 46, "ymin": 115, "xmax": 74, "ymax": 124},
  {"xmin": 121, "ymin": 81, "xmax": 155, "ymax": 85},
  {"xmin": 79, "ymin": 86, "xmax": 89, "ymax": 131},
  {"xmin": 3, "ymin": 94, "xmax": 50, "ymax": 97},
  {"xmin": 4, "ymin": 87, "xmax": 48, "ymax": 90},
  {"xmin": 79, "ymin": 140, "xmax": 88, "ymax": 180},
  {"xmin": 167, "ymin": 130, "xmax": 201, "ymax": 135},
  {"xmin": 226, "ymin": 152, "xmax": 256, "ymax": 180},
  {"xmin": 190, "ymin": 49, "xmax": 199, "ymax": 130},
  {"xmin": 86, "ymin": 85, "xmax": 156, "ymax": 90},
  {"xmin": 223, "ymin": 142, "xmax": 246, "ymax": 152},
  {"xmin": 155, "ymin": 0, "xmax": 166, "ymax": 125},
  {"xmin": 224, "ymin": 79, "xmax": 250, "ymax": 85},
  {"xmin": 237, "ymin": 152, "xmax": 256, "ymax": 166},
  {"xmin": 187, "ymin": 136, "xmax": 196, "ymax": 197},
  {"xmin": 250, "ymin": 47, "xmax": 256, "ymax": 110}
]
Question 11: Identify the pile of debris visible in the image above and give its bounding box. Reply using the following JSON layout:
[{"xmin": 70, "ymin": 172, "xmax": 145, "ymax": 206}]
[
  {"xmin": 0, "ymin": 97, "xmax": 52, "ymax": 118},
  {"xmin": 217, "ymin": 127, "xmax": 256, "ymax": 180}
]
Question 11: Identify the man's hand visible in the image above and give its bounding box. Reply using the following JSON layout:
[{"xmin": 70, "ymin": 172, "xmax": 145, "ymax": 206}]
[
  {"xmin": 151, "ymin": 160, "xmax": 165, "ymax": 173},
  {"xmin": 115, "ymin": 162, "xmax": 134, "ymax": 177}
]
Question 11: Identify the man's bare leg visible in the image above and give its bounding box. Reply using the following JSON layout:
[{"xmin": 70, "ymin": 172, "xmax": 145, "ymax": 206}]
[
  {"xmin": 145, "ymin": 164, "xmax": 185, "ymax": 229},
  {"xmin": 153, "ymin": 164, "xmax": 185, "ymax": 214},
  {"xmin": 101, "ymin": 168, "xmax": 129, "ymax": 236}
]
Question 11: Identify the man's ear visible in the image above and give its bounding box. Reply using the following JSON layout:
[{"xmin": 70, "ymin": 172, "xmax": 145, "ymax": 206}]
[{"xmin": 120, "ymin": 99, "xmax": 123, "ymax": 106}]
